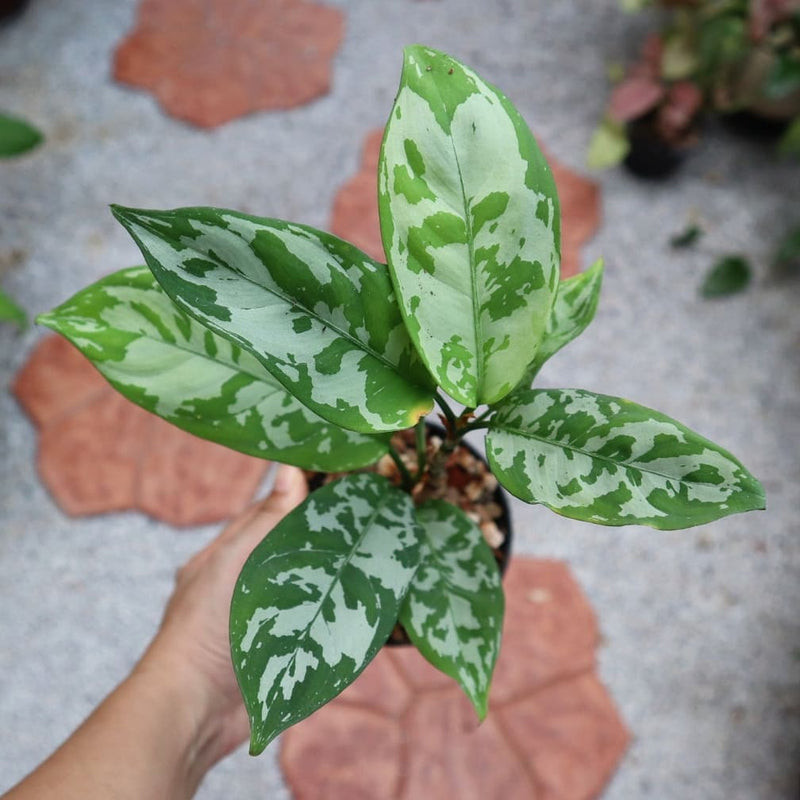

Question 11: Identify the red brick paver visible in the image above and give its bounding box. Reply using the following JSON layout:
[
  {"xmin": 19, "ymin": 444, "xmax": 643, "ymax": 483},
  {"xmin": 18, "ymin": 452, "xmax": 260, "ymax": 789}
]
[
  {"xmin": 330, "ymin": 130, "xmax": 601, "ymax": 278},
  {"xmin": 13, "ymin": 335, "xmax": 269, "ymax": 525},
  {"xmin": 281, "ymin": 558, "xmax": 629, "ymax": 800},
  {"xmin": 114, "ymin": 0, "xmax": 344, "ymax": 128}
]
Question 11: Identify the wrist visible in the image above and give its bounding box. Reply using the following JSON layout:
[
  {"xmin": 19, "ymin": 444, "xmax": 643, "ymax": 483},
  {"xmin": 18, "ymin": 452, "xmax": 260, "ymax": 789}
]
[{"xmin": 131, "ymin": 641, "xmax": 235, "ymax": 785}]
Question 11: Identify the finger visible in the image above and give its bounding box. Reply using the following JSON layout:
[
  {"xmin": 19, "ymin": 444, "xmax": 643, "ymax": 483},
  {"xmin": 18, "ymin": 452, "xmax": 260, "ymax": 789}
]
[
  {"xmin": 216, "ymin": 464, "xmax": 308, "ymax": 556},
  {"xmin": 180, "ymin": 466, "xmax": 308, "ymax": 578}
]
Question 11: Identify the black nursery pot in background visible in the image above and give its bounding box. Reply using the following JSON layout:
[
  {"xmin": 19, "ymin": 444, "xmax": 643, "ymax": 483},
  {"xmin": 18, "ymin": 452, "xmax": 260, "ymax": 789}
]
[
  {"xmin": 720, "ymin": 110, "xmax": 791, "ymax": 142},
  {"xmin": 624, "ymin": 115, "xmax": 690, "ymax": 179},
  {"xmin": 0, "ymin": 0, "xmax": 29, "ymax": 23}
]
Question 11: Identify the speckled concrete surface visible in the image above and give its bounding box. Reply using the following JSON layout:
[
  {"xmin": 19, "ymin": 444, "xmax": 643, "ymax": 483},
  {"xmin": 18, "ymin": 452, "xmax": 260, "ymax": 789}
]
[{"xmin": 1, "ymin": 2, "xmax": 798, "ymax": 798}]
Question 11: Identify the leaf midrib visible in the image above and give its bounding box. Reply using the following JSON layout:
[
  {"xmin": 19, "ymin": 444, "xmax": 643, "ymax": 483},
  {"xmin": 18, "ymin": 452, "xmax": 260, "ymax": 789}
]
[
  {"xmin": 160, "ymin": 222, "xmax": 420, "ymax": 387},
  {"xmin": 127, "ymin": 318, "xmax": 280, "ymax": 390},
  {"xmin": 420, "ymin": 524, "xmax": 490, "ymax": 663},
  {"xmin": 449, "ymin": 107, "xmax": 483, "ymax": 403},
  {"xmin": 491, "ymin": 419, "xmax": 735, "ymax": 489},
  {"xmin": 261, "ymin": 490, "xmax": 398, "ymax": 708}
]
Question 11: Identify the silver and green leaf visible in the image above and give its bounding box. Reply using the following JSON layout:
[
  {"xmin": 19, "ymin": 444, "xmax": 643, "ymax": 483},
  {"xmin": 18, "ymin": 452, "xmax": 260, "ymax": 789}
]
[
  {"xmin": 399, "ymin": 500, "xmax": 503, "ymax": 719},
  {"xmin": 38, "ymin": 266, "xmax": 389, "ymax": 471},
  {"xmin": 487, "ymin": 388, "xmax": 765, "ymax": 529},
  {"xmin": 512, "ymin": 258, "xmax": 604, "ymax": 390},
  {"xmin": 230, "ymin": 474, "xmax": 423, "ymax": 754},
  {"xmin": 112, "ymin": 206, "xmax": 435, "ymax": 434},
  {"xmin": 379, "ymin": 45, "xmax": 561, "ymax": 407}
]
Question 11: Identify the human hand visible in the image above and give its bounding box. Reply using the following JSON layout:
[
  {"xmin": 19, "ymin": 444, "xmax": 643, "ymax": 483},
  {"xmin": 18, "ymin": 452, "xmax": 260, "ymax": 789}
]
[{"xmin": 136, "ymin": 464, "xmax": 308, "ymax": 767}]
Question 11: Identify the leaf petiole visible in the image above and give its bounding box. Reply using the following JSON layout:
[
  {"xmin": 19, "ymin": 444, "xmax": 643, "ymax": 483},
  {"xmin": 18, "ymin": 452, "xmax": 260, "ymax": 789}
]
[
  {"xmin": 415, "ymin": 417, "xmax": 427, "ymax": 478},
  {"xmin": 388, "ymin": 444, "xmax": 414, "ymax": 491},
  {"xmin": 435, "ymin": 391, "xmax": 458, "ymax": 429}
]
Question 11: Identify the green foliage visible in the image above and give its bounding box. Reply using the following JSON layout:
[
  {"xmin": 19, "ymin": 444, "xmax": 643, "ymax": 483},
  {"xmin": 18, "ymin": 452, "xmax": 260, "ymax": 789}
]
[
  {"xmin": 399, "ymin": 501, "xmax": 504, "ymax": 719},
  {"xmin": 773, "ymin": 223, "xmax": 800, "ymax": 274},
  {"xmin": 766, "ymin": 52, "xmax": 800, "ymax": 99},
  {"xmin": 779, "ymin": 117, "xmax": 800, "ymax": 156},
  {"xmin": 587, "ymin": 117, "xmax": 630, "ymax": 169},
  {"xmin": 109, "ymin": 206, "xmax": 435, "ymax": 434},
  {"xmin": 697, "ymin": 15, "xmax": 749, "ymax": 85},
  {"xmin": 0, "ymin": 112, "xmax": 42, "ymax": 158},
  {"xmin": 618, "ymin": 0, "xmax": 653, "ymax": 11},
  {"xmin": 230, "ymin": 474, "xmax": 423, "ymax": 753},
  {"xmin": 597, "ymin": 1, "xmax": 800, "ymax": 168},
  {"xmin": 1, "ymin": 112, "xmax": 40, "ymax": 329},
  {"xmin": 41, "ymin": 45, "xmax": 765, "ymax": 753},
  {"xmin": 38, "ymin": 267, "xmax": 389, "ymax": 471},
  {"xmin": 0, "ymin": 285, "xmax": 26, "ymax": 329},
  {"xmin": 379, "ymin": 46, "xmax": 560, "ymax": 407},
  {"xmin": 701, "ymin": 255, "xmax": 752, "ymax": 297},
  {"xmin": 486, "ymin": 388, "xmax": 764, "ymax": 529},
  {"xmin": 670, "ymin": 223, "xmax": 704, "ymax": 248}
]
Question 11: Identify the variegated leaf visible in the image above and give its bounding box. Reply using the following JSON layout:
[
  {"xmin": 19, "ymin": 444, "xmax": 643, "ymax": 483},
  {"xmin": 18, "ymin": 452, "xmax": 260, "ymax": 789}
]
[
  {"xmin": 0, "ymin": 286, "xmax": 26, "ymax": 329},
  {"xmin": 379, "ymin": 45, "xmax": 561, "ymax": 407},
  {"xmin": 399, "ymin": 500, "xmax": 503, "ymax": 719},
  {"xmin": 38, "ymin": 266, "xmax": 389, "ymax": 471},
  {"xmin": 513, "ymin": 258, "xmax": 604, "ymax": 390},
  {"xmin": 230, "ymin": 474, "xmax": 423, "ymax": 754},
  {"xmin": 486, "ymin": 388, "xmax": 765, "ymax": 529},
  {"xmin": 111, "ymin": 206, "xmax": 435, "ymax": 434}
]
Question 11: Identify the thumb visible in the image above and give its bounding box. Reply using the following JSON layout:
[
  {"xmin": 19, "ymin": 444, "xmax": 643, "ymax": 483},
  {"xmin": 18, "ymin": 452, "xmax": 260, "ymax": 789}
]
[
  {"xmin": 219, "ymin": 464, "xmax": 308, "ymax": 551},
  {"xmin": 260, "ymin": 464, "xmax": 308, "ymax": 518}
]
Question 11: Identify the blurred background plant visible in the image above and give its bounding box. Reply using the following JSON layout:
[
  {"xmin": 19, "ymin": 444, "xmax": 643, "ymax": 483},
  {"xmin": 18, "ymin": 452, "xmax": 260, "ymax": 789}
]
[
  {"xmin": 669, "ymin": 214, "xmax": 800, "ymax": 297},
  {"xmin": 589, "ymin": 0, "xmax": 800, "ymax": 171},
  {"xmin": 0, "ymin": 111, "xmax": 42, "ymax": 329}
]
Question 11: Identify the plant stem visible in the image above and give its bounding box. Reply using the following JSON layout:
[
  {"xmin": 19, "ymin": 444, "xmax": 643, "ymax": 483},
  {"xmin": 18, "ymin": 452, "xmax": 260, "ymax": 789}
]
[
  {"xmin": 461, "ymin": 419, "xmax": 491, "ymax": 433},
  {"xmin": 415, "ymin": 418, "xmax": 427, "ymax": 477},
  {"xmin": 461, "ymin": 408, "xmax": 493, "ymax": 433},
  {"xmin": 435, "ymin": 392, "xmax": 458, "ymax": 429},
  {"xmin": 388, "ymin": 445, "xmax": 414, "ymax": 491},
  {"xmin": 460, "ymin": 406, "xmax": 493, "ymax": 430}
]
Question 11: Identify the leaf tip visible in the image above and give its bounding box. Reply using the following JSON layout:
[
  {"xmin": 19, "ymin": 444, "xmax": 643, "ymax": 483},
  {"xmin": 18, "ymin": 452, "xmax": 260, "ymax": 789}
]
[
  {"xmin": 35, "ymin": 310, "xmax": 55, "ymax": 329},
  {"xmin": 587, "ymin": 256, "xmax": 605, "ymax": 276},
  {"xmin": 472, "ymin": 695, "xmax": 490, "ymax": 723},
  {"xmin": 246, "ymin": 712, "xmax": 278, "ymax": 757},
  {"xmin": 248, "ymin": 734, "xmax": 269, "ymax": 757},
  {"xmin": 109, "ymin": 204, "xmax": 141, "ymax": 229},
  {"xmin": 746, "ymin": 476, "xmax": 767, "ymax": 512}
]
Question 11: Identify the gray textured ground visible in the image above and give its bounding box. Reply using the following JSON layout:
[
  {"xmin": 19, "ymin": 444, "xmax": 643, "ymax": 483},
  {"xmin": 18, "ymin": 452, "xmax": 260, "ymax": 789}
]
[{"xmin": 1, "ymin": 1, "xmax": 798, "ymax": 798}]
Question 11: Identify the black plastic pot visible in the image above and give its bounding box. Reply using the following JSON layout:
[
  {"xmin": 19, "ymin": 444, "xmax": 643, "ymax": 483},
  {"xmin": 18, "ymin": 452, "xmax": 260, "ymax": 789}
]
[
  {"xmin": 307, "ymin": 422, "xmax": 513, "ymax": 646},
  {"xmin": 0, "ymin": 0, "xmax": 29, "ymax": 24},
  {"xmin": 624, "ymin": 116, "xmax": 689, "ymax": 180},
  {"xmin": 720, "ymin": 110, "xmax": 791, "ymax": 143},
  {"xmin": 447, "ymin": 427, "xmax": 513, "ymax": 578}
]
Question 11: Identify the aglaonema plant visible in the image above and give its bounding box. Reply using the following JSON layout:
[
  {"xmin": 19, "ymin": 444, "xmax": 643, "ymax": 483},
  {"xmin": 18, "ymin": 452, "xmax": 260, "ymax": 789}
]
[{"xmin": 39, "ymin": 45, "xmax": 765, "ymax": 755}]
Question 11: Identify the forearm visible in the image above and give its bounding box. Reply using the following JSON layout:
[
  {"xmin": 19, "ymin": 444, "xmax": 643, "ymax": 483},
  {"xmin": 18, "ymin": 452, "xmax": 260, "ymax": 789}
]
[
  {"xmin": 3, "ymin": 469, "xmax": 305, "ymax": 800},
  {"xmin": 2, "ymin": 655, "xmax": 222, "ymax": 800}
]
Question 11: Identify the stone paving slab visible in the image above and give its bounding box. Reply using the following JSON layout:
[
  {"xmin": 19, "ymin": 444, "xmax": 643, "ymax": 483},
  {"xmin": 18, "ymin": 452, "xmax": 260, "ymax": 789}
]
[
  {"xmin": 281, "ymin": 559, "xmax": 629, "ymax": 800},
  {"xmin": 13, "ymin": 334, "xmax": 269, "ymax": 525},
  {"xmin": 114, "ymin": 0, "xmax": 344, "ymax": 127}
]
